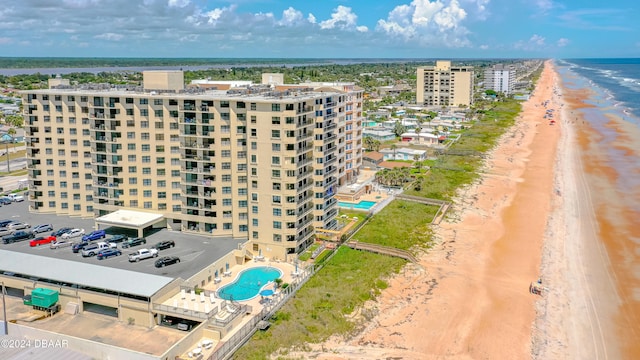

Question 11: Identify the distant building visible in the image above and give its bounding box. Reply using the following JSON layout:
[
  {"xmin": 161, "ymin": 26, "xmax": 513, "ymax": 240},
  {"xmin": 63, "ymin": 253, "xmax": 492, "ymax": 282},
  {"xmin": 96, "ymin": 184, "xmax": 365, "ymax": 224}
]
[
  {"xmin": 363, "ymin": 128, "xmax": 395, "ymax": 141},
  {"xmin": 380, "ymin": 147, "xmax": 426, "ymax": 161},
  {"xmin": 484, "ymin": 64, "xmax": 516, "ymax": 94},
  {"xmin": 416, "ymin": 60, "xmax": 474, "ymax": 107}
]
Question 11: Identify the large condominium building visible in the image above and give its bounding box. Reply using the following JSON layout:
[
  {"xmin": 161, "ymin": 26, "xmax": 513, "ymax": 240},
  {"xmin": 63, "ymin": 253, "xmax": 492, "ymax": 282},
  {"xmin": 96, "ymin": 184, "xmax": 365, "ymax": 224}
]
[
  {"xmin": 484, "ymin": 64, "xmax": 516, "ymax": 94},
  {"xmin": 22, "ymin": 71, "xmax": 359, "ymax": 259},
  {"xmin": 416, "ymin": 60, "xmax": 474, "ymax": 107}
]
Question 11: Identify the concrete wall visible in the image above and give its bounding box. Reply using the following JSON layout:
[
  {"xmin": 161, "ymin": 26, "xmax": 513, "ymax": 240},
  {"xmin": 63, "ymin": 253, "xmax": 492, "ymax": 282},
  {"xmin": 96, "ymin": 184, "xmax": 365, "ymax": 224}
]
[{"xmin": 7, "ymin": 322, "xmax": 159, "ymax": 360}]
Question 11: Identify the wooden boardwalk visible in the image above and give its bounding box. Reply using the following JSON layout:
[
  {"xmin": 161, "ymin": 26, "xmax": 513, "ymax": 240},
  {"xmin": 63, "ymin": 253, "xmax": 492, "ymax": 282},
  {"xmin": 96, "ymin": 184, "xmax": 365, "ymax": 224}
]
[
  {"xmin": 395, "ymin": 194, "xmax": 451, "ymax": 225},
  {"xmin": 344, "ymin": 241, "xmax": 418, "ymax": 263}
]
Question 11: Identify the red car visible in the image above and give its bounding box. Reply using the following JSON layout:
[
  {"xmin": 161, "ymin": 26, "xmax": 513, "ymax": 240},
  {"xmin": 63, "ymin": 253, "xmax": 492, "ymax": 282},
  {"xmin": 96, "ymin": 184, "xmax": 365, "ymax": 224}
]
[{"xmin": 30, "ymin": 235, "xmax": 57, "ymax": 247}]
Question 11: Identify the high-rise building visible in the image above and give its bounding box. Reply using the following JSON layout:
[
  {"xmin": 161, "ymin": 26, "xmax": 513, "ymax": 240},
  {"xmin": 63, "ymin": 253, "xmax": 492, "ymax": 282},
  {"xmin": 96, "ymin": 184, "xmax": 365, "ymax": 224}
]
[
  {"xmin": 416, "ymin": 60, "xmax": 474, "ymax": 107},
  {"xmin": 484, "ymin": 64, "xmax": 516, "ymax": 94},
  {"xmin": 22, "ymin": 71, "xmax": 360, "ymax": 259}
]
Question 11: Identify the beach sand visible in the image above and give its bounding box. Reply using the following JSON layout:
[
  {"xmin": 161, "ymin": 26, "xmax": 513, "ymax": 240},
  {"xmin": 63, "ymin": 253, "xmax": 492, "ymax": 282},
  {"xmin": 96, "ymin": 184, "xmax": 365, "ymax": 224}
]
[{"xmin": 285, "ymin": 61, "xmax": 570, "ymax": 359}]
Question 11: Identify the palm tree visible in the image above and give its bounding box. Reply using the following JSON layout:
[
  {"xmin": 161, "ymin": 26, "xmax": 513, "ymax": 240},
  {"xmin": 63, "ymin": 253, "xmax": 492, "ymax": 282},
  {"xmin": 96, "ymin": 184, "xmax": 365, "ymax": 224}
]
[
  {"xmin": 372, "ymin": 139, "xmax": 381, "ymax": 152},
  {"xmin": 7, "ymin": 127, "xmax": 16, "ymax": 137},
  {"xmin": 414, "ymin": 126, "xmax": 421, "ymax": 143},
  {"xmin": 390, "ymin": 144, "xmax": 397, "ymax": 159}
]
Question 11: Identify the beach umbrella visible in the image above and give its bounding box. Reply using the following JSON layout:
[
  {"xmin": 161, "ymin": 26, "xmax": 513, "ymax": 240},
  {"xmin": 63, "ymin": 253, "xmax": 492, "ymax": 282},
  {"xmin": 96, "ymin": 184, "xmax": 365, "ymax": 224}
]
[
  {"xmin": 214, "ymin": 269, "xmax": 219, "ymax": 278},
  {"xmin": 295, "ymin": 260, "xmax": 298, "ymax": 274},
  {"xmin": 259, "ymin": 248, "xmax": 262, "ymax": 257},
  {"xmin": 225, "ymin": 262, "xmax": 229, "ymax": 271}
]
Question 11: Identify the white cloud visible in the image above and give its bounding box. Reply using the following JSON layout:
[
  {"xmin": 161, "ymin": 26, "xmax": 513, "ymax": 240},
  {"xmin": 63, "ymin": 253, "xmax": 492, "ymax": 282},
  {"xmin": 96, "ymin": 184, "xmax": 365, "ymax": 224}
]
[
  {"xmin": 479, "ymin": 44, "xmax": 489, "ymax": 50},
  {"xmin": 534, "ymin": 0, "xmax": 554, "ymax": 11},
  {"xmin": 377, "ymin": 0, "xmax": 471, "ymax": 47},
  {"xmin": 320, "ymin": 6, "xmax": 366, "ymax": 31},
  {"xmin": 307, "ymin": 13, "xmax": 317, "ymax": 24},
  {"xmin": 94, "ymin": 33, "xmax": 124, "ymax": 41},
  {"xmin": 514, "ymin": 34, "xmax": 546, "ymax": 51},
  {"xmin": 280, "ymin": 7, "xmax": 304, "ymax": 26},
  {"xmin": 0, "ymin": 37, "xmax": 12, "ymax": 45},
  {"xmin": 556, "ymin": 38, "xmax": 569, "ymax": 47},
  {"xmin": 168, "ymin": 0, "xmax": 190, "ymax": 8}
]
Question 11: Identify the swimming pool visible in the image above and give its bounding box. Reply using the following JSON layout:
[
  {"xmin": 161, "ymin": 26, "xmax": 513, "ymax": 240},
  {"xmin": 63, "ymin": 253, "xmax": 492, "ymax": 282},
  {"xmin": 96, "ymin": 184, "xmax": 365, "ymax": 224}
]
[
  {"xmin": 217, "ymin": 266, "xmax": 282, "ymax": 301},
  {"xmin": 338, "ymin": 200, "xmax": 376, "ymax": 210}
]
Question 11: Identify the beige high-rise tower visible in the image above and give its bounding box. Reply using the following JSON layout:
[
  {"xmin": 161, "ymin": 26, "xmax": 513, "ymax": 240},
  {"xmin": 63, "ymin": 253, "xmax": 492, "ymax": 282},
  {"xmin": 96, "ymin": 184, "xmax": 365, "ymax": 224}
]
[
  {"xmin": 416, "ymin": 60, "xmax": 474, "ymax": 107},
  {"xmin": 22, "ymin": 71, "xmax": 360, "ymax": 260}
]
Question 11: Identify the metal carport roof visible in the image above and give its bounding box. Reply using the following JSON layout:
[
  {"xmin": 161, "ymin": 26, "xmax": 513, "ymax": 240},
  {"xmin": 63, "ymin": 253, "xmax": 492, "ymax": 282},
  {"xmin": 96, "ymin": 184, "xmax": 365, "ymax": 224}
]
[{"xmin": 0, "ymin": 250, "xmax": 173, "ymax": 298}]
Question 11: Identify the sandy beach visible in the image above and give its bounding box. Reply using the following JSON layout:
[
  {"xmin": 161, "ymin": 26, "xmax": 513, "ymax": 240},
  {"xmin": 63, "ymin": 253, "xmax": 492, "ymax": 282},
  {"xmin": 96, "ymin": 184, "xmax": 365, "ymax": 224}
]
[{"xmin": 288, "ymin": 61, "xmax": 588, "ymax": 359}]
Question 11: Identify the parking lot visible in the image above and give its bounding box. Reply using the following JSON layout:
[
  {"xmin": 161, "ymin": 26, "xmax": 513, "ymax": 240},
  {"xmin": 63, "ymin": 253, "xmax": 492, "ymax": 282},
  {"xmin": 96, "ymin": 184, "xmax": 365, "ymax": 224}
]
[{"xmin": 0, "ymin": 200, "xmax": 245, "ymax": 280}]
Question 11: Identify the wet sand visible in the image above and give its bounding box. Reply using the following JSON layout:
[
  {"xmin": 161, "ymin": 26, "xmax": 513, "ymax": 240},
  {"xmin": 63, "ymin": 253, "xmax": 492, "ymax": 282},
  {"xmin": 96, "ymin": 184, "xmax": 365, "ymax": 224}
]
[{"xmin": 288, "ymin": 61, "xmax": 565, "ymax": 359}]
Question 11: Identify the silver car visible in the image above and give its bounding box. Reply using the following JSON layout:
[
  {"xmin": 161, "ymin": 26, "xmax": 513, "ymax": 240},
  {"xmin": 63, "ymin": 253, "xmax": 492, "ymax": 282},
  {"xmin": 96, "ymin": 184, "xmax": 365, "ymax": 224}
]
[
  {"xmin": 32, "ymin": 224, "xmax": 53, "ymax": 234},
  {"xmin": 50, "ymin": 239, "xmax": 73, "ymax": 249},
  {"xmin": 7, "ymin": 222, "xmax": 30, "ymax": 231},
  {"xmin": 0, "ymin": 227, "xmax": 14, "ymax": 237}
]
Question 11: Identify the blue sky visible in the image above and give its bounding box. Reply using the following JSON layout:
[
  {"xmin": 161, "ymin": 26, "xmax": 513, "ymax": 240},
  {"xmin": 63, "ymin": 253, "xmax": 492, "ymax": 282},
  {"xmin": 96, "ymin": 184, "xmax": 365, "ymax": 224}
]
[{"xmin": 0, "ymin": 0, "xmax": 638, "ymax": 58}]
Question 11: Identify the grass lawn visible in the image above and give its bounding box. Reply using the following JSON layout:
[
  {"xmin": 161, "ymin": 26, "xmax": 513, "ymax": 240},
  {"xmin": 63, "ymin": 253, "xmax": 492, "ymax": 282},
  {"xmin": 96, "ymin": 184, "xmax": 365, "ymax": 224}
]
[
  {"xmin": 233, "ymin": 246, "xmax": 405, "ymax": 360},
  {"xmin": 232, "ymin": 98, "xmax": 528, "ymax": 359},
  {"xmin": 351, "ymin": 200, "xmax": 437, "ymax": 250}
]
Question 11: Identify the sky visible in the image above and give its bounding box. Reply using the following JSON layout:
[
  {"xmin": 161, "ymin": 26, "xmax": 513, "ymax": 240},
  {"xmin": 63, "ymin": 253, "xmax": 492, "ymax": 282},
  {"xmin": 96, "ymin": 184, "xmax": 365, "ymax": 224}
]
[{"xmin": 0, "ymin": 0, "xmax": 638, "ymax": 59}]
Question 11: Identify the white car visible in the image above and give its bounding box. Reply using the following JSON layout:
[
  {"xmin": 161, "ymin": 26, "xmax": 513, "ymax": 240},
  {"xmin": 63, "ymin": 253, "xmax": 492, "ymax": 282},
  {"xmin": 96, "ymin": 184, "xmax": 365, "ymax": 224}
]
[
  {"xmin": 7, "ymin": 194, "xmax": 24, "ymax": 202},
  {"xmin": 61, "ymin": 228, "xmax": 85, "ymax": 239},
  {"xmin": 7, "ymin": 222, "xmax": 30, "ymax": 231}
]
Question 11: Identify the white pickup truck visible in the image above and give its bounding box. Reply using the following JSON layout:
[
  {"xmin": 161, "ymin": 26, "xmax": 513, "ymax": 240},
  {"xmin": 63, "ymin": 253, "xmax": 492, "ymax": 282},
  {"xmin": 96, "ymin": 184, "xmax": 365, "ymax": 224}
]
[{"xmin": 128, "ymin": 248, "xmax": 159, "ymax": 262}]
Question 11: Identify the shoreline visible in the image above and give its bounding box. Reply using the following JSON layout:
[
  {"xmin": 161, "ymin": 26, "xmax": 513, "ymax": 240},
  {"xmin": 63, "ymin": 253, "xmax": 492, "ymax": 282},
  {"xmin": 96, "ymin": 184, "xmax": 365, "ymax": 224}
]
[{"xmin": 289, "ymin": 61, "xmax": 561, "ymax": 359}]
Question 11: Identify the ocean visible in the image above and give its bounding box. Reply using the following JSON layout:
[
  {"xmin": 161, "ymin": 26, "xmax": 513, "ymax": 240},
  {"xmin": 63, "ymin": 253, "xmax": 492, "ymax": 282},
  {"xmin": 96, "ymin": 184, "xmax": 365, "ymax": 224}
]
[
  {"xmin": 557, "ymin": 58, "xmax": 640, "ymax": 122},
  {"xmin": 554, "ymin": 58, "xmax": 640, "ymax": 357}
]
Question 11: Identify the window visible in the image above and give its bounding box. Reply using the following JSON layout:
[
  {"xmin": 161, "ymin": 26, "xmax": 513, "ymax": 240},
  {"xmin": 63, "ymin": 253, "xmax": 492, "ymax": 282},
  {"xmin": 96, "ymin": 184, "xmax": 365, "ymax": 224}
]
[
  {"xmin": 220, "ymin": 100, "xmax": 229, "ymax": 108},
  {"xmin": 273, "ymin": 221, "xmax": 282, "ymax": 229},
  {"xmin": 128, "ymin": 155, "xmax": 136, "ymax": 162},
  {"xmin": 273, "ymin": 234, "xmax": 282, "ymax": 242},
  {"xmin": 238, "ymin": 200, "xmax": 247, "ymax": 208},
  {"xmin": 223, "ymin": 199, "xmax": 232, "ymax": 206},
  {"xmin": 143, "ymin": 190, "xmax": 152, "ymax": 197},
  {"xmin": 272, "ymin": 103, "xmax": 281, "ymax": 111},
  {"xmin": 252, "ymin": 205, "xmax": 259, "ymax": 214},
  {"xmin": 129, "ymin": 178, "xmax": 138, "ymax": 184},
  {"xmin": 143, "ymin": 167, "xmax": 151, "ymax": 174},
  {"xmin": 272, "ymin": 117, "xmax": 280, "ymax": 125},
  {"xmin": 142, "ymin": 156, "xmax": 151, "ymax": 163},
  {"xmin": 222, "ymin": 174, "xmax": 231, "ymax": 182},
  {"xmin": 252, "ymin": 219, "xmax": 259, "ymax": 226},
  {"xmin": 271, "ymin": 130, "xmax": 280, "ymax": 138},
  {"xmin": 272, "ymin": 195, "xmax": 281, "ymax": 204},
  {"xmin": 143, "ymin": 179, "xmax": 151, "ymax": 186},
  {"xmin": 129, "ymin": 189, "xmax": 138, "ymax": 195},
  {"xmin": 154, "ymin": 99, "xmax": 163, "ymax": 105},
  {"xmin": 272, "ymin": 183, "xmax": 281, "ymax": 191},
  {"xmin": 273, "ymin": 208, "xmax": 281, "ymax": 216},
  {"xmin": 272, "ymin": 169, "xmax": 280, "ymax": 178},
  {"xmin": 271, "ymin": 156, "xmax": 280, "ymax": 165}
]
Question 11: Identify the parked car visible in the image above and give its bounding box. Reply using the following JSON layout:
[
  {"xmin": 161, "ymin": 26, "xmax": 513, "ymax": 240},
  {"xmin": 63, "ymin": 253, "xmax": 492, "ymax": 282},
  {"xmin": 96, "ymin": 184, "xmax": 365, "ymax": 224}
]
[
  {"xmin": 6, "ymin": 222, "xmax": 30, "ymax": 231},
  {"xmin": 32, "ymin": 224, "xmax": 54, "ymax": 234},
  {"xmin": 0, "ymin": 220, "xmax": 13, "ymax": 228},
  {"xmin": 121, "ymin": 237, "xmax": 146, "ymax": 249},
  {"xmin": 107, "ymin": 234, "xmax": 128, "ymax": 243},
  {"xmin": 30, "ymin": 235, "xmax": 57, "ymax": 247},
  {"xmin": 2, "ymin": 230, "xmax": 34, "ymax": 244},
  {"xmin": 51, "ymin": 227, "xmax": 73, "ymax": 237},
  {"xmin": 72, "ymin": 241, "xmax": 94, "ymax": 253},
  {"xmin": 0, "ymin": 197, "xmax": 12, "ymax": 205},
  {"xmin": 128, "ymin": 248, "xmax": 158, "ymax": 262},
  {"xmin": 96, "ymin": 248, "xmax": 122, "ymax": 260},
  {"xmin": 50, "ymin": 239, "xmax": 73, "ymax": 249},
  {"xmin": 81, "ymin": 242, "xmax": 117, "ymax": 257},
  {"xmin": 0, "ymin": 227, "xmax": 14, "ymax": 237},
  {"xmin": 151, "ymin": 240, "xmax": 175, "ymax": 250},
  {"xmin": 82, "ymin": 229, "xmax": 106, "ymax": 242},
  {"xmin": 155, "ymin": 256, "xmax": 180, "ymax": 268},
  {"xmin": 61, "ymin": 228, "xmax": 85, "ymax": 239},
  {"xmin": 7, "ymin": 194, "xmax": 24, "ymax": 202}
]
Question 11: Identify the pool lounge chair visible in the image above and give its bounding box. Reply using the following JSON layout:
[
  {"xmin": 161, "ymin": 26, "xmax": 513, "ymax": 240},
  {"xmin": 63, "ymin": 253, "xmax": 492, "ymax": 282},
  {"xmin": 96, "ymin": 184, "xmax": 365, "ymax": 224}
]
[{"xmin": 209, "ymin": 293, "xmax": 216, "ymax": 304}]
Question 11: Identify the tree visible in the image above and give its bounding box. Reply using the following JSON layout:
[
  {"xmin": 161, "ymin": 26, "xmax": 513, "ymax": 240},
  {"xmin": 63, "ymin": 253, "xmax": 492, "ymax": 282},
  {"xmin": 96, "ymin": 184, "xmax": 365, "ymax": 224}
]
[
  {"xmin": 7, "ymin": 127, "xmax": 16, "ymax": 137},
  {"xmin": 390, "ymin": 144, "xmax": 398, "ymax": 159},
  {"xmin": 372, "ymin": 139, "xmax": 381, "ymax": 152},
  {"xmin": 364, "ymin": 136, "xmax": 374, "ymax": 151},
  {"xmin": 414, "ymin": 126, "xmax": 422, "ymax": 143},
  {"xmin": 392, "ymin": 121, "xmax": 406, "ymax": 137}
]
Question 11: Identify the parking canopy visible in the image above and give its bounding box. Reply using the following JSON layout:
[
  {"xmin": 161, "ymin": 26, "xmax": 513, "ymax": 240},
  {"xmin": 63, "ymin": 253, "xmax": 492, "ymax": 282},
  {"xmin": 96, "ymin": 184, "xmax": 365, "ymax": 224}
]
[{"xmin": 95, "ymin": 209, "xmax": 165, "ymax": 237}]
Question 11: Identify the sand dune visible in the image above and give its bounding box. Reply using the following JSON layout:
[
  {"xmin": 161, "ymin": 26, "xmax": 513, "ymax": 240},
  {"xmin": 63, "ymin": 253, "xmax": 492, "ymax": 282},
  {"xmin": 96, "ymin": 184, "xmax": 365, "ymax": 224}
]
[{"xmin": 286, "ymin": 61, "xmax": 605, "ymax": 359}]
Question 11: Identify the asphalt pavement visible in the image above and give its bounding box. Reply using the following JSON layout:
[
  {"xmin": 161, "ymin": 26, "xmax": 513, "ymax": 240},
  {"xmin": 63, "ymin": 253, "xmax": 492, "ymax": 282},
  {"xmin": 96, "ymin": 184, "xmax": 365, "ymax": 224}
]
[{"xmin": 0, "ymin": 200, "xmax": 245, "ymax": 280}]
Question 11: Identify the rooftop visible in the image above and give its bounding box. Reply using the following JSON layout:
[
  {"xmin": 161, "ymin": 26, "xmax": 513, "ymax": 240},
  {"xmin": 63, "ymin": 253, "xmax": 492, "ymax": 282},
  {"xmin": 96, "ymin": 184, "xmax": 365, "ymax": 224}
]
[
  {"xmin": 0, "ymin": 250, "xmax": 174, "ymax": 298},
  {"xmin": 96, "ymin": 209, "xmax": 164, "ymax": 228}
]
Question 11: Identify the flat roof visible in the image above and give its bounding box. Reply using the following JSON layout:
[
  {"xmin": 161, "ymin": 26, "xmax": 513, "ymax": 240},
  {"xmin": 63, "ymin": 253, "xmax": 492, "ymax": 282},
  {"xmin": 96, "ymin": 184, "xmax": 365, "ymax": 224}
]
[
  {"xmin": 0, "ymin": 250, "xmax": 174, "ymax": 298},
  {"xmin": 96, "ymin": 209, "xmax": 164, "ymax": 228}
]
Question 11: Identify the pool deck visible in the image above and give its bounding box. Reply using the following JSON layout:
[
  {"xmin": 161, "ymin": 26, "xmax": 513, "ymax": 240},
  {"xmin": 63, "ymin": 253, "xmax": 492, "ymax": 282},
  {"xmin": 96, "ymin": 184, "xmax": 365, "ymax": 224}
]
[{"xmin": 174, "ymin": 259, "xmax": 301, "ymax": 359}]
